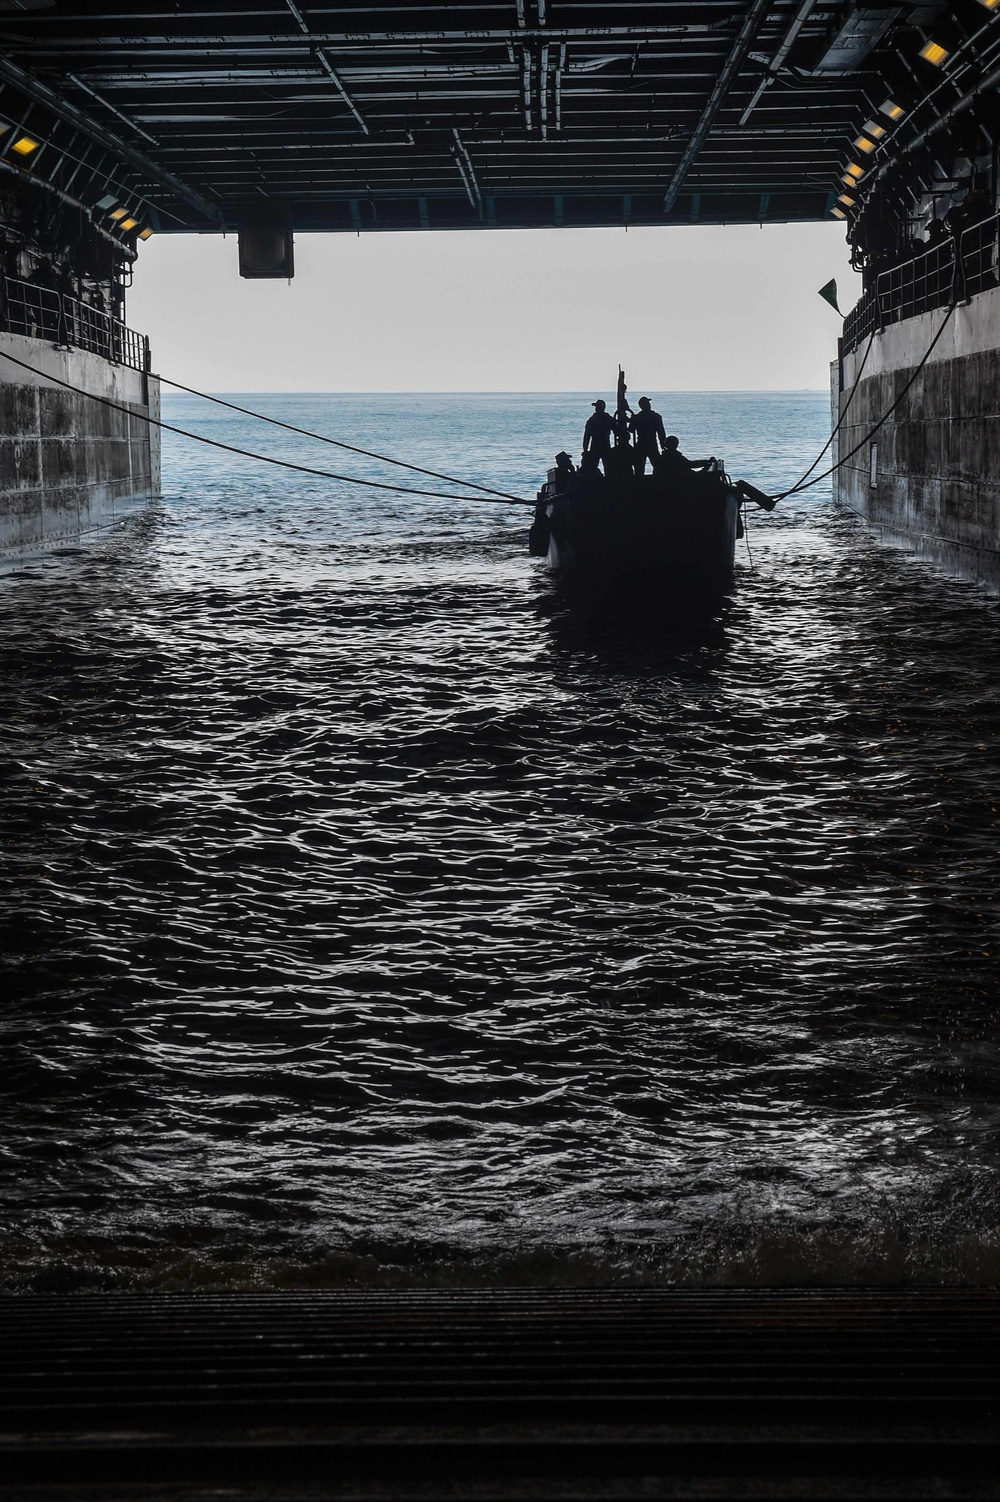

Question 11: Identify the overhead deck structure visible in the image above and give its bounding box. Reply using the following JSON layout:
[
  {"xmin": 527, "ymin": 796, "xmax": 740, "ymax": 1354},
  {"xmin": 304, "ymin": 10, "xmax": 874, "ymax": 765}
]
[
  {"xmin": 0, "ymin": 0, "xmax": 981, "ymax": 244},
  {"xmin": 3, "ymin": 1, "xmax": 1000, "ymax": 589}
]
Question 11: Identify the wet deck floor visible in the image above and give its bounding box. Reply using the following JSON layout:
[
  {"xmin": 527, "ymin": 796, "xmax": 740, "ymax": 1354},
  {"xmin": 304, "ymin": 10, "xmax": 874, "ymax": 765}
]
[{"xmin": 3, "ymin": 1289, "xmax": 999, "ymax": 1499}]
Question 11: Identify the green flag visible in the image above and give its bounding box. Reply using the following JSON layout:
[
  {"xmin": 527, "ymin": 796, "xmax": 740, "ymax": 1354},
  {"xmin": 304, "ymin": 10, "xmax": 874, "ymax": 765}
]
[{"xmin": 818, "ymin": 278, "xmax": 841, "ymax": 315}]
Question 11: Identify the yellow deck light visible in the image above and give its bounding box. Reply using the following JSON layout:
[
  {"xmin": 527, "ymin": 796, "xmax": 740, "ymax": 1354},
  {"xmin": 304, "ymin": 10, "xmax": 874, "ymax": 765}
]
[
  {"xmin": 138, "ymin": 227, "xmax": 154, "ymax": 241},
  {"xmin": 120, "ymin": 217, "xmax": 137, "ymax": 230},
  {"xmin": 978, "ymin": 0, "xmax": 1000, "ymax": 11},
  {"xmin": 854, "ymin": 134, "xmax": 877, "ymax": 153},
  {"xmin": 831, "ymin": 207, "xmax": 846, "ymax": 219},
  {"xmin": 862, "ymin": 120, "xmax": 886, "ymax": 140},
  {"xmin": 109, "ymin": 206, "xmax": 128, "ymax": 220},
  {"xmin": 11, "ymin": 135, "xmax": 39, "ymax": 156},
  {"xmin": 880, "ymin": 99, "xmax": 906, "ymax": 120},
  {"xmin": 844, "ymin": 161, "xmax": 865, "ymax": 180},
  {"xmin": 919, "ymin": 39, "xmax": 949, "ymax": 65},
  {"xmin": 838, "ymin": 193, "xmax": 856, "ymax": 207}
]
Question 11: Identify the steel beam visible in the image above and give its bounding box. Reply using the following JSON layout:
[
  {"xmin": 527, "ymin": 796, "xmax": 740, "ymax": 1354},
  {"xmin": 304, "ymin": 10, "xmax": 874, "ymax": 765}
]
[
  {"xmin": 662, "ymin": 0, "xmax": 773, "ymax": 212},
  {"xmin": 0, "ymin": 53, "xmax": 223, "ymax": 223},
  {"xmin": 66, "ymin": 73, "xmax": 161, "ymax": 146},
  {"xmin": 281, "ymin": 0, "xmax": 371, "ymax": 134},
  {"xmin": 0, "ymin": 3, "xmax": 901, "ymax": 234},
  {"xmin": 738, "ymin": 0, "xmax": 817, "ymax": 126},
  {"xmin": 316, "ymin": 51, "xmax": 371, "ymax": 134},
  {"xmin": 451, "ymin": 126, "xmax": 483, "ymax": 216},
  {"xmin": 8, "ymin": 26, "xmax": 750, "ymax": 52}
]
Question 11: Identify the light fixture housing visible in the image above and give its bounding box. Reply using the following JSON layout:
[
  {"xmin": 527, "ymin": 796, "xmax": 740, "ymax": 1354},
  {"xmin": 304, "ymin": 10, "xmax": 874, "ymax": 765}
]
[
  {"xmin": 977, "ymin": 0, "xmax": 1000, "ymax": 11},
  {"xmin": 95, "ymin": 193, "xmax": 119, "ymax": 211},
  {"xmin": 862, "ymin": 120, "xmax": 887, "ymax": 140},
  {"xmin": 919, "ymin": 39, "xmax": 949, "ymax": 65},
  {"xmin": 880, "ymin": 99, "xmax": 906, "ymax": 120},
  {"xmin": 838, "ymin": 192, "xmax": 856, "ymax": 207},
  {"xmin": 854, "ymin": 134, "xmax": 877, "ymax": 153},
  {"xmin": 844, "ymin": 161, "xmax": 865, "ymax": 180},
  {"xmin": 120, "ymin": 217, "xmax": 137, "ymax": 230},
  {"xmin": 138, "ymin": 226, "xmax": 154, "ymax": 241},
  {"xmin": 10, "ymin": 135, "xmax": 39, "ymax": 156},
  {"xmin": 831, "ymin": 207, "xmax": 847, "ymax": 219}
]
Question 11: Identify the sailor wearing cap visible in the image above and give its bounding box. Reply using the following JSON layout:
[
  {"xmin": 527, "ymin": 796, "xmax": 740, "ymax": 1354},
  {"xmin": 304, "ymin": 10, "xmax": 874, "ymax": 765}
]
[
  {"xmin": 628, "ymin": 396, "xmax": 668, "ymax": 476},
  {"xmin": 582, "ymin": 398, "xmax": 615, "ymax": 473},
  {"xmin": 550, "ymin": 449, "xmax": 576, "ymax": 494}
]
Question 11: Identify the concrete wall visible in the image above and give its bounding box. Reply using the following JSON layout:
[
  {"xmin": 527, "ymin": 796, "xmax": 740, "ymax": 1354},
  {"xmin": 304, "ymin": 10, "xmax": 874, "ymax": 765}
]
[
  {"xmin": 0, "ymin": 331, "xmax": 159, "ymax": 560},
  {"xmin": 833, "ymin": 285, "xmax": 1000, "ymax": 592}
]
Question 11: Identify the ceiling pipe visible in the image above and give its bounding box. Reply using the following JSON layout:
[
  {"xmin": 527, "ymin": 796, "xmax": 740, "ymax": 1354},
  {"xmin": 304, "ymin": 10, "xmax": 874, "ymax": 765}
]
[
  {"xmin": 66, "ymin": 73, "xmax": 160, "ymax": 147},
  {"xmin": 451, "ymin": 126, "xmax": 483, "ymax": 216},
  {"xmin": 284, "ymin": 0, "xmax": 370, "ymax": 134},
  {"xmin": 316, "ymin": 50, "xmax": 370, "ymax": 134},
  {"xmin": 738, "ymin": 0, "xmax": 818, "ymax": 126},
  {"xmin": 663, "ymin": 0, "xmax": 772, "ymax": 213}
]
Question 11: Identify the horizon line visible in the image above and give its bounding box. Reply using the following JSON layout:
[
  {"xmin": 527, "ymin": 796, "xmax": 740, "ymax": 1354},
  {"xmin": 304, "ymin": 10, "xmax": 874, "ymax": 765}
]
[{"xmin": 160, "ymin": 387, "xmax": 829, "ymax": 397}]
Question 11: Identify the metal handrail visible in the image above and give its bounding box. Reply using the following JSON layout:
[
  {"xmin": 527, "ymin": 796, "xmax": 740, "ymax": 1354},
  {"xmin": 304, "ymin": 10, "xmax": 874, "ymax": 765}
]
[
  {"xmin": 0, "ymin": 276, "xmax": 149, "ymax": 373},
  {"xmin": 842, "ymin": 212, "xmax": 1000, "ymax": 354}
]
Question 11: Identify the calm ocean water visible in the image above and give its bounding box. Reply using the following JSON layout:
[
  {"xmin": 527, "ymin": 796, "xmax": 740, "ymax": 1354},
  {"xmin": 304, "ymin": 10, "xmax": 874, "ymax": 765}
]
[{"xmin": 2, "ymin": 390, "xmax": 1000, "ymax": 1290}]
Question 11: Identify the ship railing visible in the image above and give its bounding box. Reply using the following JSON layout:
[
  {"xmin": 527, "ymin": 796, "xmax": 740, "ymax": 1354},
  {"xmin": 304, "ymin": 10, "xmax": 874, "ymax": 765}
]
[
  {"xmin": 1, "ymin": 277, "xmax": 62, "ymax": 344},
  {"xmin": 0, "ymin": 276, "xmax": 150, "ymax": 373},
  {"xmin": 875, "ymin": 237, "xmax": 956, "ymax": 329},
  {"xmin": 842, "ymin": 211, "xmax": 1000, "ymax": 354},
  {"xmin": 957, "ymin": 211, "xmax": 1000, "ymax": 299},
  {"xmin": 841, "ymin": 284, "xmax": 880, "ymax": 351}
]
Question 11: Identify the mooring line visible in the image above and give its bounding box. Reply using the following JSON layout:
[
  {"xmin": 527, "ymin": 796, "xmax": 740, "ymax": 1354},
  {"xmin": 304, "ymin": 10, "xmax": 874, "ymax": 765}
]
[
  {"xmin": 773, "ymin": 296, "xmax": 959, "ymax": 503},
  {"xmin": 786, "ymin": 325, "xmax": 877, "ymax": 494},
  {"xmin": 8, "ymin": 325, "xmax": 954, "ymax": 519},
  {"xmin": 0, "ymin": 348, "xmax": 535, "ymax": 508},
  {"xmin": 154, "ymin": 373, "xmax": 530, "ymax": 505}
]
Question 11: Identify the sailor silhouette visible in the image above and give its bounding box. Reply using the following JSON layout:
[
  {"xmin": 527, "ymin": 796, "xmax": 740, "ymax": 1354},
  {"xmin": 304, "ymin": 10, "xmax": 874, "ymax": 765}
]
[
  {"xmin": 628, "ymin": 397, "xmax": 667, "ymax": 475},
  {"xmin": 660, "ymin": 435, "xmax": 714, "ymax": 480},
  {"xmin": 582, "ymin": 399, "xmax": 615, "ymax": 472}
]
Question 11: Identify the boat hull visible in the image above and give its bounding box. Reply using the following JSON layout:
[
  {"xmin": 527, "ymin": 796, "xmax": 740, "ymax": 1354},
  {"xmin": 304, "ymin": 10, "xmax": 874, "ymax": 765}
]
[{"xmin": 541, "ymin": 471, "xmax": 739, "ymax": 593}]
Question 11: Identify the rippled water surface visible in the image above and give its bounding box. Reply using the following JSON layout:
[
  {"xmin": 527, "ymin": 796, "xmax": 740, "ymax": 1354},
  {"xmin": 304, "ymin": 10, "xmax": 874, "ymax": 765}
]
[{"xmin": 3, "ymin": 391, "xmax": 1000, "ymax": 1289}]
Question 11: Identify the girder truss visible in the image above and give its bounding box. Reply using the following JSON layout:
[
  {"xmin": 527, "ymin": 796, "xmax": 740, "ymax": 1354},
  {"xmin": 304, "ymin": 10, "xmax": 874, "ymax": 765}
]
[{"xmin": 0, "ymin": 1, "xmax": 978, "ymax": 238}]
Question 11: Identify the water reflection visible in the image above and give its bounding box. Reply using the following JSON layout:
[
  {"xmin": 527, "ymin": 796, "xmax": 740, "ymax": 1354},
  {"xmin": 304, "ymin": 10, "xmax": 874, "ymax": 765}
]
[
  {"xmin": 1, "ymin": 394, "xmax": 999, "ymax": 1291},
  {"xmin": 533, "ymin": 575, "xmax": 733, "ymax": 679}
]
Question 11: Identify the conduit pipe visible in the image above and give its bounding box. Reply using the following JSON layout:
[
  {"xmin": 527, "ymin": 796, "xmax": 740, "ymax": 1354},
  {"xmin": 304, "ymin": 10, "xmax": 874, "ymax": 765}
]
[
  {"xmin": 738, "ymin": 0, "xmax": 818, "ymax": 126},
  {"xmin": 662, "ymin": 0, "xmax": 772, "ymax": 212}
]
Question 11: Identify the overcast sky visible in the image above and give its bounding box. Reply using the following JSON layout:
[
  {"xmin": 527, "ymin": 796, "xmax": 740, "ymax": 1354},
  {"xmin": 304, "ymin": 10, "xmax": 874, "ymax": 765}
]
[{"xmin": 126, "ymin": 221, "xmax": 861, "ymax": 394}]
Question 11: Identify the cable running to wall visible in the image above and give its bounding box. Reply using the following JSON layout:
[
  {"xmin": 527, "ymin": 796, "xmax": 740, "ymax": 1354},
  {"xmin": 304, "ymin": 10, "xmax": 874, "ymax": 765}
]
[
  {"xmin": 154, "ymin": 375, "xmax": 530, "ymax": 505},
  {"xmin": 771, "ymin": 296, "xmax": 959, "ymax": 504},
  {"xmin": 3, "ymin": 310, "xmax": 957, "ymax": 519},
  {"xmin": 783, "ymin": 326, "xmax": 877, "ymax": 494},
  {"xmin": 0, "ymin": 348, "xmax": 536, "ymax": 508}
]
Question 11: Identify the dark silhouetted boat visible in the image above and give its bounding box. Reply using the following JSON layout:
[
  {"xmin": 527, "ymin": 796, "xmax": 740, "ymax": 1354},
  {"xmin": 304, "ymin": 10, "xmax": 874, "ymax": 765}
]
[{"xmin": 529, "ymin": 370, "xmax": 771, "ymax": 593}]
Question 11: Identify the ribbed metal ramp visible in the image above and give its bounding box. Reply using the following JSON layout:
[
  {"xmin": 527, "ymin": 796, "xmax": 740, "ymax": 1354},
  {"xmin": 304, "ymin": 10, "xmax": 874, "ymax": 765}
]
[{"xmin": 2, "ymin": 1289, "xmax": 999, "ymax": 1500}]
